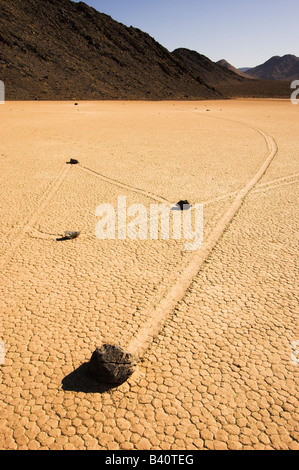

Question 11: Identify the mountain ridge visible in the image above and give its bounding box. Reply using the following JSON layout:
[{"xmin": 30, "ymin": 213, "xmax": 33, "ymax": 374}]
[
  {"xmin": 0, "ymin": 0, "xmax": 217, "ymax": 100},
  {"xmin": 172, "ymin": 48, "xmax": 290, "ymax": 98},
  {"xmin": 245, "ymin": 54, "xmax": 299, "ymax": 81},
  {"xmin": 0, "ymin": 0, "xmax": 292, "ymax": 100},
  {"xmin": 173, "ymin": 49, "xmax": 249, "ymax": 86}
]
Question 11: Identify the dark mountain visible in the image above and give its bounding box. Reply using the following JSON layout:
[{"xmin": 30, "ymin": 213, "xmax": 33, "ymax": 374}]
[
  {"xmin": 246, "ymin": 55, "xmax": 299, "ymax": 81},
  {"xmin": 172, "ymin": 48, "xmax": 291, "ymax": 98},
  {"xmin": 217, "ymin": 59, "xmax": 252, "ymax": 78},
  {"xmin": 0, "ymin": 0, "xmax": 217, "ymax": 100},
  {"xmin": 0, "ymin": 0, "xmax": 292, "ymax": 100}
]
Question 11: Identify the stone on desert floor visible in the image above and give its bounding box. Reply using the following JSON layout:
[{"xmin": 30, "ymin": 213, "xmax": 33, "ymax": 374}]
[
  {"xmin": 64, "ymin": 231, "xmax": 80, "ymax": 239},
  {"xmin": 89, "ymin": 344, "xmax": 139, "ymax": 384},
  {"xmin": 68, "ymin": 158, "xmax": 79, "ymax": 164},
  {"xmin": 172, "ymin": 200, "xmax": 191, "ymax": 211}
]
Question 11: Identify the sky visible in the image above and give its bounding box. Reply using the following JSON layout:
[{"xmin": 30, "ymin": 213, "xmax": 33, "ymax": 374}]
[{"xmin": 73, "ymin": 0, "xmax": 299, "ymax": 68}]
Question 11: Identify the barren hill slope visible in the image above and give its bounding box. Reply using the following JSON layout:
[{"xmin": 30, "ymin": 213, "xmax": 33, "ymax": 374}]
[
  {"xmin": 217, "ymin": 59, "xmax": 252, "ymax": 79},
  {"xmin": 0, "ymin": 0, "xmax": 217, "ymax": 100},
  {"xmin": 173, "ymin": 49, "xmax": 249, "ymax": 86},
  {"xmin": 0, "ymin": 0, "xmax": 292, "ymax": 100}
]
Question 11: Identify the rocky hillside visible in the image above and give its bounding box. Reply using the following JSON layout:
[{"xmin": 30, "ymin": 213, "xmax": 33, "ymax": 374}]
[
  {"xmin": 0, "ymin": 0, "xmax": 217, "ymax": 100},
  {"xmin": 173, "ymin": 49, "xmax": 249, "ymax": 86},
  {"xmin": 0, "ymin": 0, "xmax": 292, "ymax": 100}
]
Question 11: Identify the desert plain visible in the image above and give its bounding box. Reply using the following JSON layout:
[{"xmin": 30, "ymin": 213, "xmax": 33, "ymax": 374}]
[{"xmin": 0, "ymin": 99, "xmax": 298, "ymax": 450}]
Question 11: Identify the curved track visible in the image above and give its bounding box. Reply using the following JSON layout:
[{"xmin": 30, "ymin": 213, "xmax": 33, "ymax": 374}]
[
  {"xmin": 127, "ymin": 123, "xmax": 278, "ymax": 357},
  {"xmin": 0, "ymin": 165, "xmax": 72, "ymax": 272}
]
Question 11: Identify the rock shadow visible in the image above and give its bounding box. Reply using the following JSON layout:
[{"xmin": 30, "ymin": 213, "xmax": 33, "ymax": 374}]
[{"xmin": 61, "ymin": 363, "xmax": 123, "ymax": 393}]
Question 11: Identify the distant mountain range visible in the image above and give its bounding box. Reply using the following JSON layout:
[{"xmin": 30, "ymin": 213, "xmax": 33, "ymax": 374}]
[
  {"xmin": 240, "ymin": 55, "xmax": 299, "ymax": 81},
  {"xmin": 217, "ymin": 55, "xmax": 299, "ymax": 81},
  {"xmin": 0, "ymin": 0, "xmax": 292, "ymax": 100},
  {"xmin": 172, "ymin": 49, "xmax": 290, "ymax": 98},
  {"xmin": 239, "ymin": 67, "xmax": 252, "ymax": 73}
]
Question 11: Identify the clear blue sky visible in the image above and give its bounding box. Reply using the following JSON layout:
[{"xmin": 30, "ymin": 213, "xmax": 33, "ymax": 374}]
[{"xmin": 73, "ymin": 0, "xmax": 299, "ymax": 68}]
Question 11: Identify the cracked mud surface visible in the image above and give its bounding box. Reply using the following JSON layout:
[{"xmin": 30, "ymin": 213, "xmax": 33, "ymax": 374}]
[{"xmin": 0, "ymin": 100, "xmax": 298, "ymax": 450}]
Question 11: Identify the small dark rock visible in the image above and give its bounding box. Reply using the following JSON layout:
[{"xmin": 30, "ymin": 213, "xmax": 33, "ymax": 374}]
[
  {"xmin": 89, "ymin": 344, "xmax": 139, "ymax": 384},
  {"xmin": 64, "ymin": 231, "xmax": 80, "ymax": 240},
  {"xmin": 68, "ymin": 158, "xmax": 79, "ymax": 165},
  {"xmin": 171, "ymin": 200, "xmax": 191, "ymax": 211}
]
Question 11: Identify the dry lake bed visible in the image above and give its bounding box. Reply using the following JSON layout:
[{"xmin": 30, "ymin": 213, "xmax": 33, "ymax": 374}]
[{"xmin": 0, "ymin": 100, "xmax": 298, "ymax": 450}]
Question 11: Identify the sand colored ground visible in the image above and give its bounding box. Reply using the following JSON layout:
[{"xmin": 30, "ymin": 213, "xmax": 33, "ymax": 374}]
[{"xmin": 0, "ymin": 100, "xmax": 298, "ymax": 450}]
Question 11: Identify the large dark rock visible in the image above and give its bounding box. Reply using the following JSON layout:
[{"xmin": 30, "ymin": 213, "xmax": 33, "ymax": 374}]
[{"xmin": 89, "ymin": 344, "xmax": 139, "ymax": 384}]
